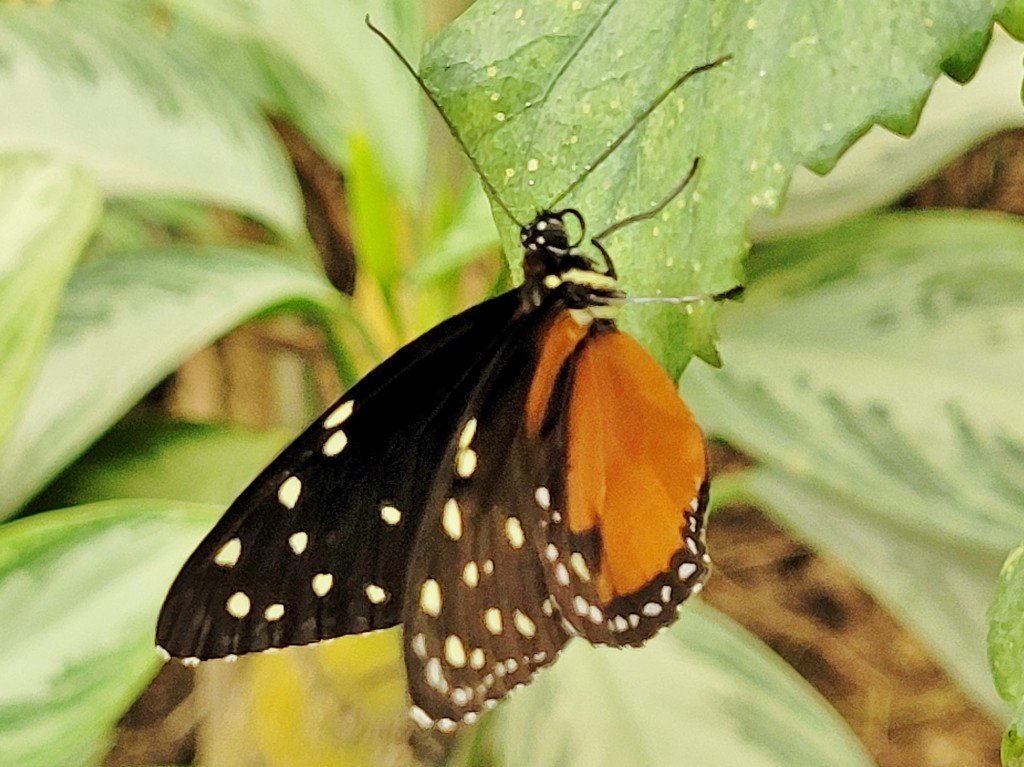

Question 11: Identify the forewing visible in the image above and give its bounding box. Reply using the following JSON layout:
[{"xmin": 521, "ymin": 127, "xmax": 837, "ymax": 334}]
[
  {"xmin": 401, "ymin": 308, "xmax": 573, "ymax": 730},
  {"xmin": 156, "ymin": 291, "xmax": 524, "ymax": 660}
]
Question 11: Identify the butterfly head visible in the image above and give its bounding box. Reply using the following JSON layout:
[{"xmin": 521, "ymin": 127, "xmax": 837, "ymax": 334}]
[{"xmin": 520, "ymin": 209, "xmax": 623, "ymax": 315}]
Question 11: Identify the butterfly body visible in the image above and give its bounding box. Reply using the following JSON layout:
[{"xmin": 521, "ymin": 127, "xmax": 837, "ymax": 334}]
[{"xmin": 157, "ymin": 209, "xmax": 711, "ymax": 730}]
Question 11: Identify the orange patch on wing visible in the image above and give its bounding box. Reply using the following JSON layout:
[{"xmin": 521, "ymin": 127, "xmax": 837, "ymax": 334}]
[
  {"xmin": 566, "ymin": 331, "xmax": 707, "ymax": 603},
  {"xmin": 525, "ymin": 314, "xmax": 589, "ymax": 438}
]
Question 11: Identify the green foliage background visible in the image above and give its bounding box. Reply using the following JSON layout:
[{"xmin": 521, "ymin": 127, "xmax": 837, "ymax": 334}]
[{"xmin": 1, "ymin": 1, "xmax": 1023, "ymax": 766}]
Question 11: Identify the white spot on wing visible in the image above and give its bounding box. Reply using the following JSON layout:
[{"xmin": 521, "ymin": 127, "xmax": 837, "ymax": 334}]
[
  {"xmin": 420, "ymin": 579, "xmax": 442, "ymax": 617},
  {"xmin": 277, "ymin": 475, "xmax": 302, "ymax": 509},
  {"xmin": 469, "ymin": 647, "xmax": 486, "ymax": 669},
  {"xmin": 642, "ymin": 602, "xmax": 662, "ymax": 617},
  {"xmin": 444, "ymin": 634, "xmax": 467, "ymax": 668},
  {"xmin": 437, "ymin": 717, "xmax": 457, "ymax": 734},
  {"xmin": 380, "ymin": 504, "xmax": 402, "ymax": 525},
  {"xmin": 311, "ymin": 572, "xmax": 334, "ymax": 597},
  {"xmin": 411, "ymin": 633, "xmax": 427, "ymax": 659},
  {"xmin": 425, "ymin": 657, "xmax": 447, "ymax": 692},
  {"xmin": 409, "ymin": 705, "xmax": 433, "ymax": 728},
  {"xmin": 456, "ymin": 448, "xmax": 478, "ymax": 478},
  {"xmin": 288, "ymin": 531, "xmax": 308, "ymax": 555},
  {"xmin": 264, "ymin": 603, "xmax": 285, "ymax": 621},
  {"xmin": 513, "ymin": 609, "xmax": 537, "ymax": 638},
  {"xmin": 483, "ymin": 607, "xmax": 503, "ymax": 635},
  {"xmin": 462, "ymin": 560, "xmax": 480, "ymax": 588},
  {"xmin": 458, "ymin": 418, "xmax": 477, "ymax": 448},
  {"xmin": 678, "ymin": 562, "xmax": 698, "ymax": 580},
  {"xmin": 570, "ymin": 552, "xmax": 591, "ymax": 582},
  {"xmin": 225, "ymin": 591, "xmax": 251, "ymax": 618},
  {"xmin": 213, "ymin": 538, "xmax": 242, "ymax": 567},
  {"xmin": 365, "ymin": 583, "xmax": 388, "ymax": 604},
  {"xmin": 534, "ymin": 486, "xmax": 551, "ymax": 509},
  {"xmin": 323, "ymin": 400, "xmax": 354, "ymax": 429},
  {"xmin": 442, "ymin": 498, "xmax": 463, "ymax": 541},
  {"xmin": 322, "ymin": 430, "xmax": 348, "ymax": 456},
  {"xmin": 504, "ymin": 516, "xmax": 525, "ymax": 549}
]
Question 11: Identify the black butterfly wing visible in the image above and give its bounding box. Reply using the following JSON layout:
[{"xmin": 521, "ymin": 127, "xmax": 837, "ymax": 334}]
[
  {"xmin": 400, "ymin": 304, "xmax": 575, "ymax": 729},
  {"xmin": 156, "ymin": 289, "xmax": 527, "ymax": 661}
]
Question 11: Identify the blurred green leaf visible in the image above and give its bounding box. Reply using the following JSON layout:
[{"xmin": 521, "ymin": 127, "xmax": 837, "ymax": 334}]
[
  {"xmin": 166, "ymin": 0, "xmax": 427, "ymax": 201},
  {"xmin": 0, "ymin": 2, "xmax": 302, "ymax": 235},
  {"xmin": 409, "ymin": 181, "xmax": 499, "ymax": 285},
  {"xmin": 453, "ymin": 604, "xmax": 875, "ymax": 767},
  {"xmin": 349, "ymin": 131, "xmax": 403, "ymax": 296},
  {"xmin": 423, "ymin": 0, "xmax": 1019, "ymax": 374},
  {"xmin": 0, "ymin": 155, "xmax": 101, "ymax": 450},
  {"xmin": 683, "ymin": 211, "xmax": 1024, "ymax": 714},
  {"xmin": 730, "ymin": 466, "xmax": 1005, "ymax": 715},
  {"xmin": 0, "ymin": 247, "xmax": 339, "ymax": 520},
  {"xmin": 30, "ymin": 415, "xmax": 291, "ymax": 512},
  {"xmin": 0, "ymin": 499, "xmax": 220, "ymax": 767}
]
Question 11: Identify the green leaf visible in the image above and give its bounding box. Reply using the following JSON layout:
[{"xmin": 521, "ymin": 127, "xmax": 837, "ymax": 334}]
[
  {"xmin": 166, "ymin": 0, "xmax": 427, "ymax": 201},
  {"xmin": 751, "ymin": 30, "xmax": 1024, "ymax": 239},
  {"xmin": 995, "ymin": 540, "xmax": 1024, "ymax": 761},
  {"xmin": 0, "ymin": 246, "xmax": 339, "ymax": 520},
  {"xmin": 682, "ymin": 211, "xmax": 1024, "ymax": 714},
  {"xmin": 422, "ymin": 0, "xmax": 1019, "ymax": 374},
  {"xmin": 1004, "ymin": 718, "xmax": 1024, "ymax": 766},
  {"xmin": 453, "ymin": 605, "xmax": 875, "ymax": 767},
  {"xmin": 0, "ymin": 499, "xmax": 220, "ymax": 767},
  {"xmin": 991, "ymin": 542, "xmax": 1024, "ymax": 762},
  {"xmin": 0, "ymin": 155, "xmax": 101, "ymax": 451},
  {"xmin": 991, "ymin": 543, "xmax": 1024, "ymax": 704},
  {"xmin": 0, "ymin": 2, "xmax": 302, "ymax": 235},
  {"xmin": 29, "ymin": 416, "xmax": 290, "ymax": 512}
]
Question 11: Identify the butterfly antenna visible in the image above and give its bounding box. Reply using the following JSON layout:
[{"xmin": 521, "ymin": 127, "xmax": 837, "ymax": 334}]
[
  {"xmin": 365, "ymin": 15, "xmax": 524, "ymax": 228},
  {"xmin": 592, "ymin": 156, "xmax": 701, "ymax": 245},
  {"xmin": 629, "ymin": 284, "xmax": 744, "ymax": 305},
  {"xmin": 546, "ymin": 54, "xmax": 731, "ymax": 211}
]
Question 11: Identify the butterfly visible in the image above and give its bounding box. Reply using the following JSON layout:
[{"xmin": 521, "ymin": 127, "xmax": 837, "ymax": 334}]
[{"xmin": 157, "ymin": 20, "xmax": 734, "ymax": 734}]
